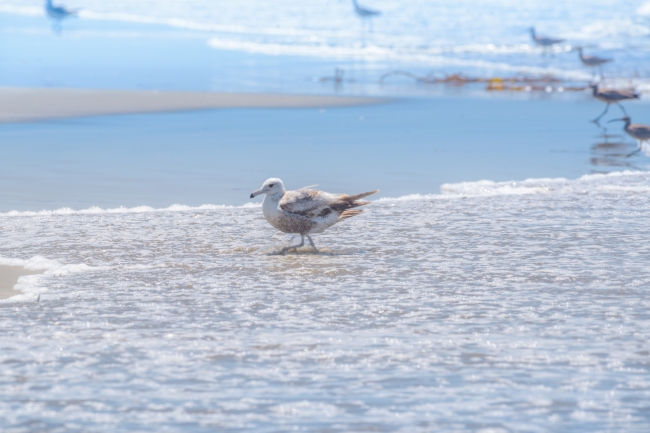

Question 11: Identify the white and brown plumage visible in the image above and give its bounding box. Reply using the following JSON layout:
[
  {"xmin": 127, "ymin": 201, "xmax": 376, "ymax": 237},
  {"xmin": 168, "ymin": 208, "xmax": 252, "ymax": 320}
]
[
  {"xmin": 250, "ymin": 178, "xmax": 377, "ymax": 254},
  {"xmin": 608, "ymin": 116, "xmax": 650, "ymax": 157},
  {"xmin": 590, "ymin": 84, "xmax": 640, "ymax": 124}
]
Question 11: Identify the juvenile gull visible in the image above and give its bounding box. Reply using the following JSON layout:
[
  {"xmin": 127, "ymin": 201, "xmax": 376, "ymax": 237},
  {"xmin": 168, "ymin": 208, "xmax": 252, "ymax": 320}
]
[{"xmin": 250, "ymin": 178, "xmax": 378, "ymax": 254}]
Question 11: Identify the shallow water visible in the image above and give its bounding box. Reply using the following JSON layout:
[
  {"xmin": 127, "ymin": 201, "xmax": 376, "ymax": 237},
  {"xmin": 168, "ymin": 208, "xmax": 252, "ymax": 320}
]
[
  {"xmin": 2, "ymin": 97, "xmax": 649, "ymax": 212},
  {"xmin": 2, "ymin": 171, "xmax": 649, "ymax": 432}
]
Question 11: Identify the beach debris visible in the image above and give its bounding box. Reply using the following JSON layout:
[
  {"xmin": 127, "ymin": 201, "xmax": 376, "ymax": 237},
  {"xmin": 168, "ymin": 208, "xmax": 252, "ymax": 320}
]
[
  {"xmin": 379, "ymin": 70, "xmax": 586, "ymax": 93},
  {"xmin": 608, "ymin": 116, "xmax": 650, "ymax": 157},
  {"xmin": 590, "ymin": 83, "xmax": 640, "ymax": 125},
  {"xmin": 250, "ymin": 178, "xmax": 377, "ymax": 255},
  {"xmin": 320, "ymin": 68, "xmax": 346, "ymax": 84}
]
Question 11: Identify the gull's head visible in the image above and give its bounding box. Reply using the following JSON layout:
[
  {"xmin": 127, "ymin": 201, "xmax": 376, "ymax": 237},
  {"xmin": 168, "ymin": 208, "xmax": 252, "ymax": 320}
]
[{"xmin": 250, "ymin": 178, "xmax": 285, "ymax": 199}]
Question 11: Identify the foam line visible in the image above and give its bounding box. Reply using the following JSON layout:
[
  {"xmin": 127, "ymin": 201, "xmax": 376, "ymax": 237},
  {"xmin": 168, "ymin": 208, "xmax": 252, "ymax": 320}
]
[
  {"xmin": 0, "ymin": 255, "xmax": 96, "ymax": 302},
  {"xmin": 379, "ymin": 170, "xmax": 650, "ymax": 201}
]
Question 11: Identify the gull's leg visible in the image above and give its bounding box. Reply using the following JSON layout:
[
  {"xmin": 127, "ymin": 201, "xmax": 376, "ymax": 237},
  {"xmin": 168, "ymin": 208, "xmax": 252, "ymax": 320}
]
[
  {"xmin": 306, "ymin": 235, "xmax": 318, "ymax": 252},
  {"xmin": 279, "ymin": 235, "xmax": 304, "ymax": 255},
  {"xmin": 591, "ymin": 103, "xmax": 609, "ymax": 124},
  {"xmin": 616, "ymin": 102, "xmax": 629, "ymax": 116}
]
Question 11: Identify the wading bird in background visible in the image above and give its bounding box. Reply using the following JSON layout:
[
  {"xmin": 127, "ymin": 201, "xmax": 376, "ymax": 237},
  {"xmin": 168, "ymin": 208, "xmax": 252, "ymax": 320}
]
[
  {"xmin": 250, "ymin": 178, "xmax": 377, "ymax": 254},
  {"xmin": 529, "ymin": 27, "xmax": 565, "ymax": 52},
  {"xmin": 352, "ymin": 0, "xmax": 381, "ymax": 18},
  {"xmin": 608, "ymin": 116, "xmax": 650, "ymax": 157},
  {"xmin": 45, "ymin": 0, "xmax": 77, "ymax": 31},
  {"xmin": 352, "ymin": 0, "xmax": 380, "ymax": 32},
  {"xmin": 589, "ymin": 83, "xmax": 640, "ymax": 124},
  {"xmin": 576, "ymin": 47, "xmax": 612, "ymax": 78}
]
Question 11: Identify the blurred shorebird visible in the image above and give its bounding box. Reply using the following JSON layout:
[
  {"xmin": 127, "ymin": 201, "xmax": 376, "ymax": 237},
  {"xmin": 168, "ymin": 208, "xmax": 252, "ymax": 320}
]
[
  {"xmin": 590, "ymin": 83, "xmax": 639, "ymax": 124},
  {"xmin": 529, "ymin": 27, "xmax": 565, "ymax": 50},
  {"xmin": 608, "ymin": 116, "xmax": 650, "ymax": 157},
  {"xmin": 577, "ymin": 47, "xmax": 612, "ymax": 78},
  {"xmin": 45, "ymin": 0, "xmax": 77, "ymax": 30},
  {"xmin": 250, "ymin": 178, "xmax": 377, "ymax": 254},
  {"xmin": 352, "ymin": 0, "xmax": 381, "ymax": 18}
]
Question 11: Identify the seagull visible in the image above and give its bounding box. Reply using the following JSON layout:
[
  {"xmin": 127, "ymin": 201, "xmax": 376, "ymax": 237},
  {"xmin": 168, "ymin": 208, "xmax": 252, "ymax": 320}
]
[
  {"xmin": 590, "ymin": 83, "xmax": 640, "ymax": 124},
  {"xmin": 576, "ymin": 47, "xmax": 612, "ymax": 78},
  {"xmin": 45, "ymin": 0, "xmax": 77, "ymax": 31},
  {"xmin": 529, "ymin": 27, "xmax": 565, "ymax": 49},
  {"xmin": 608, "ymin": 116, "xmax": 650, "ymax": 157},
  {"xmin": 352, "ymin": 0, "xmax": 381, "ymax": 18},
  {"xmin": 250, "ymin": 178, "xmax": 378, "ymax": 254}
]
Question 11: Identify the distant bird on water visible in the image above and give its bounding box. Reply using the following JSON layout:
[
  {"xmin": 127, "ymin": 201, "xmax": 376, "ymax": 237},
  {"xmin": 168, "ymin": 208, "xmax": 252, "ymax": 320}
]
[
  {"xmin": 529, "ymin": 27, "xmax": 565, "ymax": 49},
  {"xmin": 589, "ymin": 83, "xmax": 640, "ymax": 124},
  {"xmin": 608, "ymin": 116, "xmax": 650, "ymax": 157},
  {"xmin": 576, "ymin": 47, "xmax": 612, "ymax": 78},
  {"xmin": 250, "ymin": 178, "xmax": 378, "ymax": 254},
  {"xmin": 352, "ymin": 0, "xmax": 381, "ymax": 18},
  {"xmin": 45, "ymin": 0, "xmax": 77, "ymax": 30}
]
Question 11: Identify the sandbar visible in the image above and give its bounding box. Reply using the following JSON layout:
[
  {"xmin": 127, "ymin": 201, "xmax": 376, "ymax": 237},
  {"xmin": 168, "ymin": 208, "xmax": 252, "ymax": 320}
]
[
  {"xmin": 0, "ymin": 87, "xmax": 386, "ymax": 123},
  {"xmin": 0, "ymin": 266, "xmax": 42, "ymax": 300}
]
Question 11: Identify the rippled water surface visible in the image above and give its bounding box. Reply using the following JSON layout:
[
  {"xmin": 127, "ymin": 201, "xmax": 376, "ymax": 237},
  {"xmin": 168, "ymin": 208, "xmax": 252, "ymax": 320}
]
[
  {"xmin": 1, "ymin": 1, "xmax": 650, "ymax": 94},
  {"xmin": 2, "ymin": 172, "xmax": 649, "ymax": 432}
]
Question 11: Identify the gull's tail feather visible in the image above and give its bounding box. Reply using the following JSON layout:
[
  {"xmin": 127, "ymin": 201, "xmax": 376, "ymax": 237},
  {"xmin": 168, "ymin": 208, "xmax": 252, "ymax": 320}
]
[
  {"xmin": 339, "ymin": 209, "xmax": 364, "ymax": 221},
  {"xmin": 344, "ymin": 190, "xmax": 378, "ymax": 202},
  {"xmin": 331, "ymin": 190, "xmax": 378, "ymax": 219}
]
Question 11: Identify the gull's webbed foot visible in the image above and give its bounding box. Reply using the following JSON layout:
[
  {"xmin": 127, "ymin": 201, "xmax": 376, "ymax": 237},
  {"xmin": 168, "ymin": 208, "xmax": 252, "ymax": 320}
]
[{"xmin": 279, "ymin": 235, "xmax": 305, "ymax": 255}]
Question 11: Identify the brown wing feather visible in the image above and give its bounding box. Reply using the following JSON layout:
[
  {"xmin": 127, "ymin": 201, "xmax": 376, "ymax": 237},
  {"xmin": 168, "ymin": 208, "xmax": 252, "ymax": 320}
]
[
  {"xmin": 330, "ymin": 190, "xmax": 378, "ymax": 213},
  {"xmin": 279, "ymin": 190, "xmax": 331, "ymax": 217},
  {"xmin": 338, "ymin": 209, "xmax": 364, "ymax": 221},
  {"xmin": 280, "ymin": 189, "xmax": 378, "ymax": 219}
]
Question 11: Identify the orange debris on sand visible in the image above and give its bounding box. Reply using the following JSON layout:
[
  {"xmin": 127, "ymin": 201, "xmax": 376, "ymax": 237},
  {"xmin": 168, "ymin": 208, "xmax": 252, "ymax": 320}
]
[{"xmin": 379, "ymin": 70, "xmax": 587, "ymax": 93}]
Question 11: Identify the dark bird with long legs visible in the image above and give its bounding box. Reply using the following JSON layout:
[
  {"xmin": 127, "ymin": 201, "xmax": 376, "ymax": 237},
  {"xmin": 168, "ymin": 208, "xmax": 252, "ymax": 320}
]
[
  {"xmin": 576, "ymin": 47, "xmax": 612, "ymax": 79},
  {"xmin": 608, "ymin": 116, "xmax": 650, "ymax": 157},
  {"xmin": 529, "ymin": 27, "xmax": 565, "ymax": 50},
  {"xmin": 45, "ymin": 0, "xmax": 77, "ymax": 31},
  {"xmin": 589, "ymin": 84, "xmax": 639, "ymax": 125}
]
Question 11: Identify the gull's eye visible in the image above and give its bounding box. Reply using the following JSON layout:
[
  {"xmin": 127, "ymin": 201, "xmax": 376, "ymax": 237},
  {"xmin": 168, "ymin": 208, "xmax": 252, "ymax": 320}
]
[{"xmin": 269, "ymin": 183, "xmax": 275, "ymax": 187}]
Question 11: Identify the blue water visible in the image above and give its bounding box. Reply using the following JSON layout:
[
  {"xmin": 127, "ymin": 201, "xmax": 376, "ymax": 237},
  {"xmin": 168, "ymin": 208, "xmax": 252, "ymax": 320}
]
[
  {"xmin": 1, "ymin": 96, "xmax": 648, "ymax": 211},
  {"xmin": 1, "ymin": 1, "xmax": 650, "ymax": 95}
]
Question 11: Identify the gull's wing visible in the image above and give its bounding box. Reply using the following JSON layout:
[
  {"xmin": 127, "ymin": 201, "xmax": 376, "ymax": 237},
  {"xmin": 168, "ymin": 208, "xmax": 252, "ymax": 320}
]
[
  {"xmin": 279, "ymin": 189, "xmax": 337, "ymax": 219},
  {"xmin": 280, "ymin": 189, "xmax": 379, "ymax": 219}
]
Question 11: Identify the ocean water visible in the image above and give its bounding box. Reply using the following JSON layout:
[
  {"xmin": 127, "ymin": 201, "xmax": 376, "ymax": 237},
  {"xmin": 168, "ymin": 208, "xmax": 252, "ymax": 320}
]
[
  {"xmin": 1, "ymin": 97, "xmax": 649, "ymax": 212},
  {"xmin": 2, "ymin": 2, "xmax": 650, "ymax": 431},
  {"xmin": 1, "ymin": 171, "xmax": 650, "ymax": 432},
  {"xmin": 1, "ymin": 1, "xmax": 650, "ymax": 94}
]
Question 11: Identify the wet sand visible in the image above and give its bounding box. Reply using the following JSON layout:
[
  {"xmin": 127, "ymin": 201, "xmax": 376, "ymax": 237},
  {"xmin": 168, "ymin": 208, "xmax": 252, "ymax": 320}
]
[
  {"xmin": 0, "ymin": 87, "xmax": 385, "ymax": 123},
  {"xmin": 0, "ymin": 265, "xmax": 41, "ymax": 300}
]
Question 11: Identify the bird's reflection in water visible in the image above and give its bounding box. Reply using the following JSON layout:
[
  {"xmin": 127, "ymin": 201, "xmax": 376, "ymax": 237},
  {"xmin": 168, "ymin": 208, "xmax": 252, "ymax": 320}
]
[{"xmin": 590, "ymin": 128, "xmax": 639, "ymax": 170}]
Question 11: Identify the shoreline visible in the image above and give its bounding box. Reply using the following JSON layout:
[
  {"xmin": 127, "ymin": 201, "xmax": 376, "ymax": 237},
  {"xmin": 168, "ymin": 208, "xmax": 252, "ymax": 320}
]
[
  {"xmin": 0, "ymin": 265, "xmax": 42, "ymax": 300},
  {"xmin": 0, "ymin": 87, "xmax": 388, "ymax": 123}
]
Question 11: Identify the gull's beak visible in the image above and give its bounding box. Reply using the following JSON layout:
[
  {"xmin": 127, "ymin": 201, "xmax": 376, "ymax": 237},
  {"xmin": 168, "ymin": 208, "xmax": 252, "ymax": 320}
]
[
  {"xmin": 250, "ymin": 188, "xmax": 263, "ymax": 199},
  {"xmin": 608, "ymin": 118, "xmax": 624, "ymax": 123}
]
